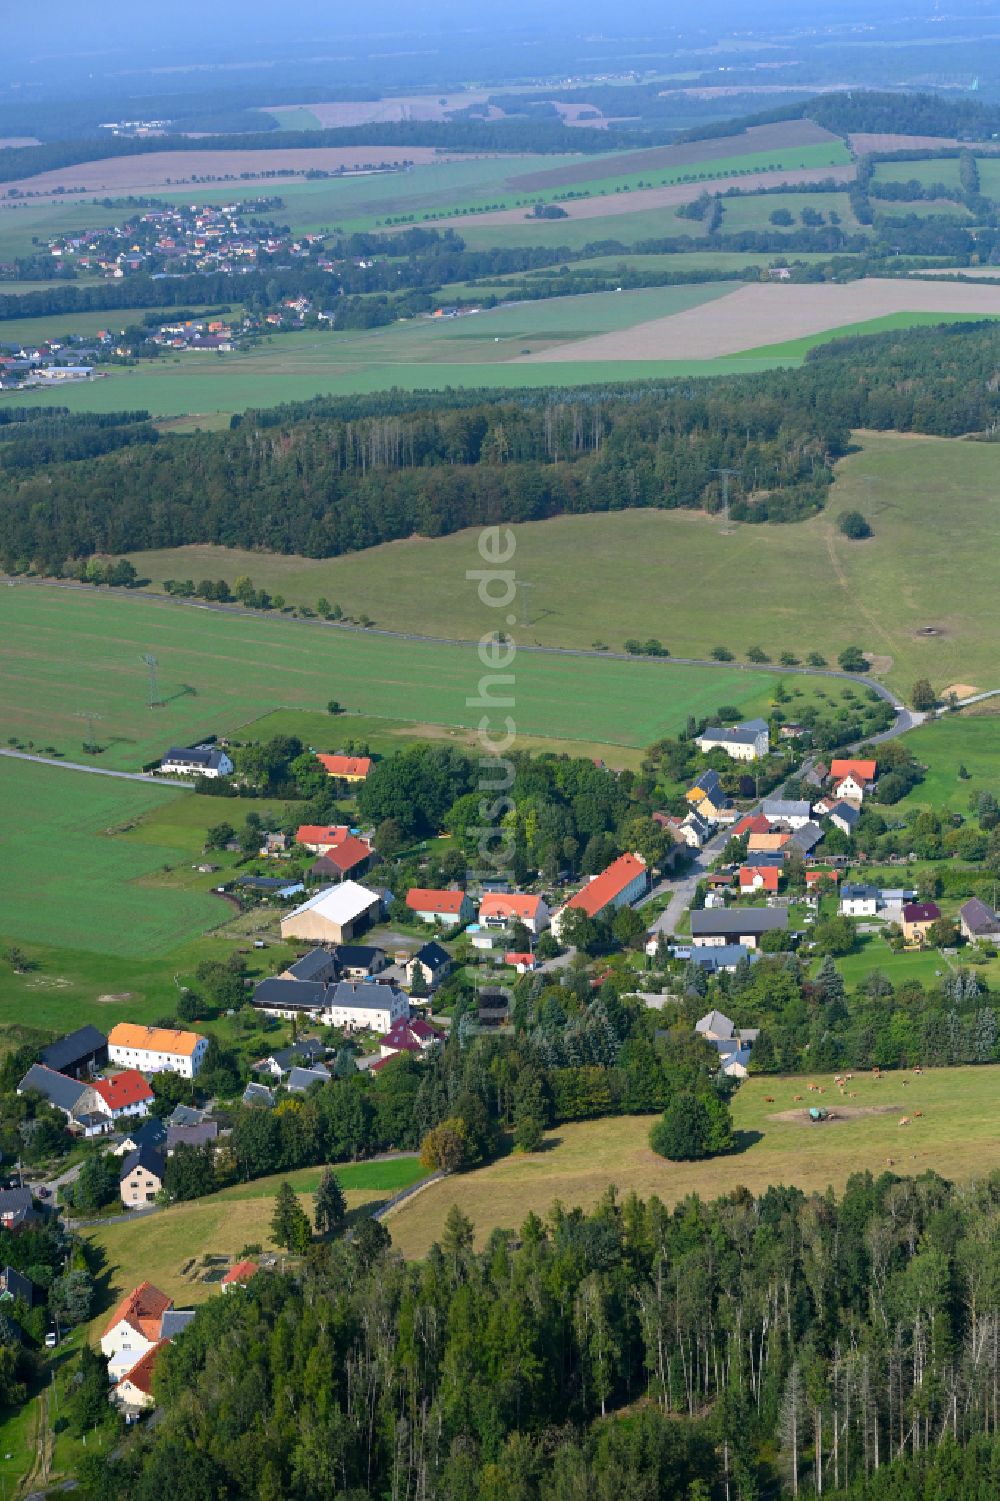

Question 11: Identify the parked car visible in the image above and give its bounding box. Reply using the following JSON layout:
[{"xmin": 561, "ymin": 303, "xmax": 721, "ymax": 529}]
[{"xmin": 45, "ymin": 1331, "xmax": 57, "ymax": 1348}]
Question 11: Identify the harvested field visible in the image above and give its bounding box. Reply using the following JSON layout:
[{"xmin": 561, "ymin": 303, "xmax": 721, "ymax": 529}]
[
  {"xmin": 421, "ymin": 163, "xmax": 856, "ymax": 230},
  {"xmin": 2, "ymin": 145, "xmax": 464, "ymax": 196},
  {"xmin": 914, "ymin": 266, "xmax": 1000, "ymax": 278},
  {"xmin": 507, "ymin": 119, "xmax": 840, "ymax": 189},
  {"xmin": 519, "ymin": 278, "xmax": 1000, "ymax": 362},
  {"xmin": 848, "ymin": 133, "xmax": 970, "ymax": 154}
]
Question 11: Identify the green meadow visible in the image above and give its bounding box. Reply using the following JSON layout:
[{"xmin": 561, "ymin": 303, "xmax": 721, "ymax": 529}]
[
  {"xmin": 117, "ymin": 432, "xmax": 1000, "ymax": 695},
  {"xmin": 0, "ymin": 757, "xmax": 222, "ymax": 958},
  {"xmin": 0, "ymin": 583, "xmax": 788, "ymax": 770}
]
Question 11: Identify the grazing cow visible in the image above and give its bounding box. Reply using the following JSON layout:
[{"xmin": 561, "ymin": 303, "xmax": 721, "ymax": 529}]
[
  {"xmin": 898, "ymin": 1117, "xmax": 910, "ymax": 1127},
  {"xmin": 764, "ymin": 1096, "xmax": 775, "ymax": 1103},
  {"xmin": 794, "ymin": 1095, "xmax": 803, "ymax": 1102},
  {"xmin": 914, "ymin": 1110, "xmax": 923, "ymax": 1118}
]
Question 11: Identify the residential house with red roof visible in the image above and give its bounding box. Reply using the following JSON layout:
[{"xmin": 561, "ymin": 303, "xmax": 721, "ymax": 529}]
[
  {"xmin": 113, "ymin": 1340, "xmax": 167, "ymax": 1413},
  {"xmin": 405, "ymin": 888, "xmax": 475, "ymax": 926},
  {"xmin": 478, "ymin": 891, "xmax": 551, "ymax": 934},
  {"xmin": 315, "ymin": 753, "xmax": 372, "ymax": 783},
  {"xmin": 505, "ymin": 951, "xmax": 538, "ymax": 973},
  {"xmin": 91, "ymin": 1070, "xmax": 154, "ymax": 1123},
  {"xmin": 739, "ymin": 865, "xmax": 780, "ymax": 893},
  {"xmin": 221, "ymin": 1259, "xmax": 259, "ymax": 1291},
  {"xmin": 829, "ymin": 759, "xmax": 877, "ymax": 802},
  {"xmin": 552, "ymin": 853, "xmax": 648, "ymax": 939},
  {"xmin": 378, "ymin": 1017, "xmax": 445, "ymax": 1061},
  {"xmin": 731, "ymin": 813, "xmax": 772, "ymax": 841},
  {"xmin": 101, "ymin": 1282, "xmax": 173, "ymax": 1381}
]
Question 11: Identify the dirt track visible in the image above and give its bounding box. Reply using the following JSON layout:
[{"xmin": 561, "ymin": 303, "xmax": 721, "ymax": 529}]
[{"xmin": 517, "ymin": 277, "xmax": 1000, "ymax": 362}]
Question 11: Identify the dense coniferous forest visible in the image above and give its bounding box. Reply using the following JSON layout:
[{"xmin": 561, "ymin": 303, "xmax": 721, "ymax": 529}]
[
  {"xmin": 1, "ymin": 322, "xmax": 998, "ymax": 571},
  {"xmin": 78, "ymin": 1170, "xmax": 1000, "ymax": 1500}
]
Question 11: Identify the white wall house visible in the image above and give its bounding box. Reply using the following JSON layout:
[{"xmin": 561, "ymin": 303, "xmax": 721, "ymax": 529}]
[
  {"xmin": 839, "ymin": 884, "xmax": 881, "ymax": 918},
  {"xmin": 160, "ymin": 746, "xmax": 233, "ymax": 779},
  {"xmin": 695, "ymin": 718, "xmax": 769, "ymax": 762},
  {"xmin": 322, "ymin": 981, "xmax": 409, "ymax": 1033},
  {"xmin": 107, "ymin": 1025, "xmax": 209, "ymax": 1079}
]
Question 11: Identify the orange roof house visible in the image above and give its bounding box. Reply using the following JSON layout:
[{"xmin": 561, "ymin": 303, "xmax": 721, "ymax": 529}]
[
  {"xmin": 316, "ymin": 753, "xmax": 372, "ymax": 782},
  {"xmin": 829, "ymin": 759, "xmax": 877, "ymax": 784},
  {"xmin": 221, "ymin": 1259, "xmax": 259, "ymax": 1290},
  {"xmin": 113, "ymin": 1340, "xmax": 167, "ymax": 1409},
  {"xmin": 747, "ymin": 832, "xmax": 790, "ymax": 853},
  {"xmin": 102, "ymin": 1282, "xmax": 172, "ymax": 1344},
  {"xmin": 739, "ymin": 865, "xmax": 780, "ymax": 892},
  {"xmin": 806, "ymin": 869, "xmax": 839, "ymax": 887},
  {"xmin": 553, "ymin": 853, "xmax": 648, "ymax": 936},
  {"xmin": 477, "ymin": 892, "xmax": 550, "ymax": 931},
  {"xmin": 406, "ymin": 888, "xmax": 473, "ymax": 919}
]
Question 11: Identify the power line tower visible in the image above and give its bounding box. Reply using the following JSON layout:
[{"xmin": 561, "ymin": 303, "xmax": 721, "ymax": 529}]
[
  {"xmin": 714, "ymin": 467, "xmax": 740, "ymax": 534},
  {"xmin": 75, "ymin": 709, "xmax": 103, "ymax": 753},
  {"xmin": 140, "ymin": 652, "xmax": 161, "ymax": 708}
]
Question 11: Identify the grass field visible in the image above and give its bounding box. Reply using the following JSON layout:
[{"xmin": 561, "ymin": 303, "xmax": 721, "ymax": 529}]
[
  {"xmin": 720, "ymin": 190, "xmax": 859, "ymax": 232},
  {"xmin": 385, "ymin": 1064, "xmax": 1000, "ymax": 1256},
  {"xmin": 891, "ymin": 715, "xmax": 1000, "ymax": 815},
  {"xmin": 115, "ymin": 432, "xmax": 1000, "ymax": 694},
  {"xmin": 0, "ymin": 758, "xmax": 226, "ymax": 957},
  {"xmin": 872, "ymin": 158, "xmax": 964, "ymax": 189},
  {"xmin": 0, "ymin": 584, "xmax": 789, "ymax": 769},
  {"xmin": 85, "ymin": 1170, "xmax": 402, "ymax": 1322}
]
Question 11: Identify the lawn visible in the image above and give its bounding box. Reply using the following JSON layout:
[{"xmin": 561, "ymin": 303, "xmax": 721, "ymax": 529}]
[
  {"xmin": 114, "ymin": 431, "xmax": 1000, "ymax": 695},
  {"xmin": 720, "ymin": 190, "xmax": 859, "ymax": 233},
  {"xmin": 890, "ymin": 715, "xmax": 1000, "ymax": 815},
  {"xmin": 0, "ymin": 583, "xmax": 790, "ymax": 768},
  {"xmin": 872, "ymin": 158, "xmax": 964, "ymax": 189},
  {"xmin": 241, "ymin": 707, "xmax": 651, "ymax": 770},
  {"xmin": 385, "ymin": 1063, "xmax": 1000, "ymax": 1257},
  {"xmin": 85, "ymin": 1174, "xmax": 393, "ymax": 1324},
  {"xmin": 0, "ymin": 757, "xmax": 223, "ymax": 958},
  {"xmin": 831, "ymin": 934, "xmax": 953, "ymax": 988}
]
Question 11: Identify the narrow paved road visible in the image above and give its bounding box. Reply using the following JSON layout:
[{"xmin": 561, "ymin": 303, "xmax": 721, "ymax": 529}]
[{"xmin": 0, "ymin": 747, "xmax": 168, "ymax": 784}]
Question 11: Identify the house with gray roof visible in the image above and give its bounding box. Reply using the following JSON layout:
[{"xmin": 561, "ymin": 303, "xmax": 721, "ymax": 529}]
[
  {"xmin": 0, "ymin": 1267, "xmax": 34, "ymax": 1306},
  {"xmin": 286, "ymin": 1065, "xmax": 331, "ymax": 1093},
  {"xmin": 828, "ymin": 802, "xmax": 860, "ymax": 836},
  {"xmin": 17, "ymin": 1064, "xmax": 102, "ymax": 1125},
  {"xmin": 251, "ymin": 977, "xmax": 328, "ymax": 1020},
  {"xmin": 323, "ymin": 980, "xmax": 408, "ymax": 1033},
  {"xmin": 283, "ymin": 948, "xmax": 338, "ymax": 984},
  {"xmin": 696, "ymin": 718, "xmax": 769, "ymax": 762},
  {"xmin": 159, "ymin": 1309, "xmax": 197, "ymax": 1339},
  {"xmin": 0, "ymin": 1188, "xmax": 38, "ymax": 1230},
  {"xmin": 40, "ymin": 1026, "xmax": 108, "ymax": 1079},
  {"xmin": 960, "ymin": 897, "xmax": 1000, "ymax": 941},
  {"xmin": 690, "ymin": 907, "xmax": 788, "ymax": 949},
  {"xmin": 762, "ymin": 798, "xmax": 813, "ymax": 829},
  {"xmin": 788, "ymin": 821, "xmax": 824, "ymax": 854},
  {"xmin": 687, "ymin": 944, "xmax": 760, "ymax": 974}
]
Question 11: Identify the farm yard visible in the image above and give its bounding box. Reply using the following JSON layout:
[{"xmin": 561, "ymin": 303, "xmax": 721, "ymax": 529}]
[
  {"xmin": 384, "ymin": 1065, "xmax": 1000, "ymax": 1257},
  {"xmin": 0, "ymin": 583, "xmax": 790, "ymax": 769},
  {"xmin": 115, "ymin": 431, "xmax": 1000, "ymax": 694}
]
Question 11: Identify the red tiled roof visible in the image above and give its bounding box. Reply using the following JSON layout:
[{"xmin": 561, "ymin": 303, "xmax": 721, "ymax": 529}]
[
  {"xmin": 313, "ymin": 834, "xmax": 372, "ymax": 872},
  {"xmin": 221, "ymin": 1259, "xmax": 259, "ymax": 1286},
  {"xmin": 830, "ymin": 759, "xmax": 877, "ymax": 782},
  {"xmin": 739, "ymin": 865, "xmax": 779, "ymax": 891},
  {"xmin": 505, "ymin": 952, "xmax": 536, "ymax": 967},
  {"xmin": 296, "ymin": 823, "xmax": 351, "ymax": 847},
  {"xmin": 92, "ymin": 1070, "xmax": 154, "ymax": 1112},
  {"xmin": 406, "ymin": 888, "xmax": 468, "ymax": 914},
  {"xmin": 116, "ymin": 1340, "xmax": 166, "ymax": 1398},
  {"xmin": 806, "ymin": 869, "xmax": 839, "ymax": 885},
  {"xmin": 316, "ymin": 754, "xmax": 372, "ymax": 779},
  {"xmin": 103, "ymin": 1281, "xmax": 172, "ymax": 1341},
  {"xmin": 732, "ymin": 814, "xmax": 771, "ymax": 840},
  {"xmin": 478, "ymin": 892, "xmax": 543, "ymax": 921},
  {"xmin": 565, "ymin": 853, "xmax": 647, "ymax": 918}
]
